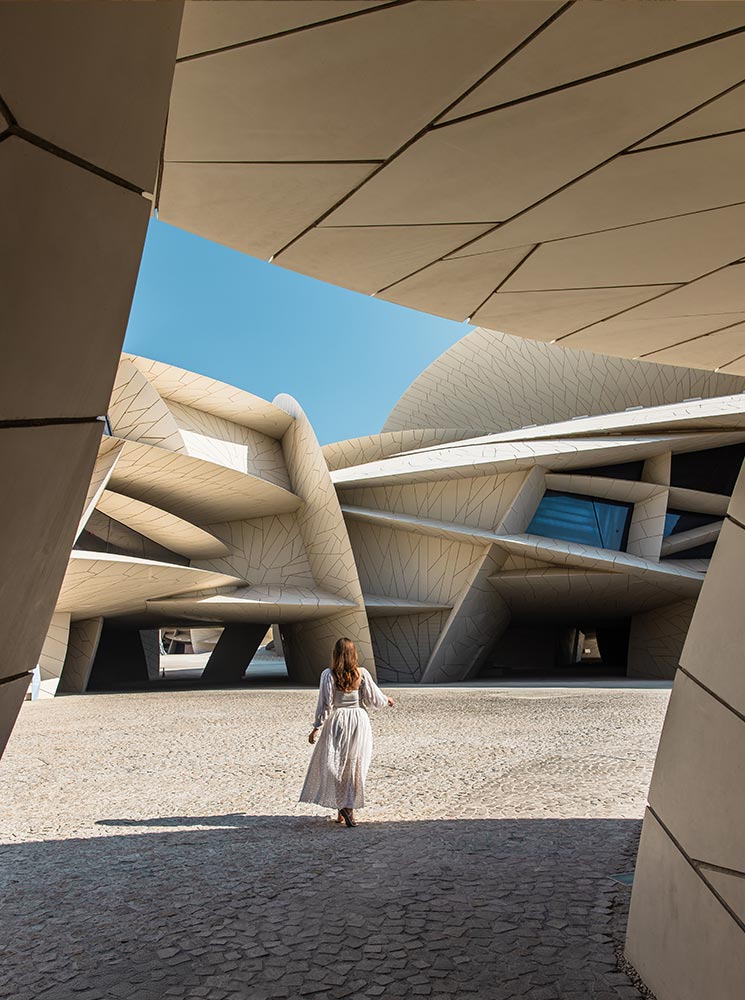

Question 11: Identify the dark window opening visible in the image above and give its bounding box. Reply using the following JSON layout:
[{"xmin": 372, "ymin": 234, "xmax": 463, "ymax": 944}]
[
  {"xmin": 671, "ymin": 443, "xmax": 745, "ymax": 496},
  {"xmin": 527, "ymin": 490, "xmax": 633, "ymax": 551},
  {"xmin": 572, "ymin": 461, "xmax": 645, "ymax": 481}
]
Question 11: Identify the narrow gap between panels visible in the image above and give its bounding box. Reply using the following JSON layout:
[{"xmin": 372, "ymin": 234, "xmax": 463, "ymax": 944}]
[
  {"xmin": 726, "ymin": 512, "xmax": 745, "ymax": 534},
  {"xmin": 8, "ymin": 125, "xmax": 145, "ymax": 195},
  {"xmin": 624, "ymin": 126, "xmax": 745, "ymax": 154},
  {"xmin": 270, "ymin": 2, "xmax": 574, "ymax": 261},
  {"xmin": 713, "ymin": 351, "xmax": 745, "ymax": 373},
  {"xmin": 0, "ymin": 671, "xmax": 33, "ymax": 687},
  {"xmin": 175, "ymin": 0, "xmax": 415, "ymax": 63},
  {"xmin": 444, "ymin": 76, "xmax": 745, "ymax": 268},
  {"xmin": 367, "ymin": 81, "xmax": 745, "ymax": 312},
  {"xmin": 164, "ymin": 159, "xmax": 386, "ymax": 166},
  {"xmin": 434, "ymin": 23, "xmax": 745, "ymax": 130},
  {"xmin": 695, "ymin": 859, "xmax": 745, "ymax": 880},
  {"xmin": 646, "ymin": 803, "xmax": 745, "ymax": 936},
  {"xmin": 0, "ymin": 416, "xmax": 106, "ymax": 430},
  {"xmin": 634, "ymin": 317, "xmax": 745, "ymax": 359},
  {"xmin": 0, "ymin": 90, "xmax": 17, "ymax": 126},
  {"xmin": 554, "ymin": 254, "xmax": 745, "ymax": 346},
  {"xmin": 678, "ymin": 666, "xmax": 745, "ymax": 728}
]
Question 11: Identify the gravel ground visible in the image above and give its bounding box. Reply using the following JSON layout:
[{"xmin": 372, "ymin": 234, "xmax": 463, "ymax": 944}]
[{"xmin": 0, "ymin": 683, "xmax": 669, "ymax": 1000}]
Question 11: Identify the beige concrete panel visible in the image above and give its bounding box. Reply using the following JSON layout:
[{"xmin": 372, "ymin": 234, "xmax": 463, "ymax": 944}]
[
  {"xmin": 108, "ymin": 439, "xmax": 301, "ymax": 524},
  {"xmin": 177, "ymin": 2, "xmax": 385, "ymax": 58},
  {"xmin": 109, "ymin": 360, "xmax": 186, "ymax": 453},
  {"xmin": 57, "ymin": 618, "xmax": 104, "ymax": 695},
  {"xmin": 124, "ymin": 355, "xmax": 293, "ymax": 438},
  {"xmin": 642, "ymin": 453, "xmax": 671, "ymax": 487},
  {"xmin": 334, "ymin": 431, "xmax": 719, "ymax": 490},
  {"xmin": 0, "ymin": 2, "xmax": 182, "ymax": 189},
  {"xmin": 680, "ymin": 517, "xmax": 745, "ymax": 716},
  {"xmin": 343, "ymin": 504, "xmax": 508, "ymax": 548},
  {"xmin": 56, "ymin": 552, "xmax": 241, "ymax": 621},
  {"xmin": 274, "ymin": 394, "xmax": 374, "ymax": 678},
  {"xmin": 159, "ymin": 162, "xmax": 375, "ymax": 261},
  {"xmin": 443, "ymin": 2, "xmax": 745, "ymax": 122},
  {"xmin": 660, "ymin": 521, "xmax": 722, "ymax": 557},
  {"xmin": 328, "ymin": 34, "xmax": 745, "ymax": 226},
  {"xmin": 195, "ymin": 514, "xmax": 316, "ymax": 589},
  {"xmin": 322, "ymin": 429, "xmax": 482, "ymax": 472},
  {"xmin": 0, "ymin": 675, "xmax": 31, "ymax": 761},
  {"xmin": 699, "ymin": 866, "xmax": 745, "ymax": 925},
  {"xmin": 492, "ymin": 570, "xmax": 686, "ymax": 624},
  {"xmin": 719, "ymin": 356, "xmax": 745, "ymax": 376},
  {"xmin": 339, "ymin": 471, "xmax": 528, "ymax": 533},
  {"xmin": 613, "ymin": 261, "xmax": 745, "ymax": 320},
  {"xmin": 627, "ymin": 489, "xmax": 668, "ymax": 560},
  {"xmin": 627, "ymin": 599, "xmax": 696, "ymax": 679},
  {"xmin": 37, "ymin": 612, "xmax": 71, "ymax": 699},
  {"xmin": 148, "ymin": 586, "xmax": 355, "ymax": 625},
  {"xmin": 0, "ymin": 422, "xmax": 102, "ymax": 683},
  {"xmin": 2, "ymin": 138, "xmax": 151, "ymax": 419},
  {"xmin": 456, "ymin": 133, "xmax": 745, "ymax": 252},
  {"xmin": 667, "ymin": 487, "xmax": 729, "ymax": 517},
  {"xmin": 364, "ymin": 596, "xmax": 452, "ymax": 619},
  {"xmin": 379, "ymin": 245, "xmax": 535, "ymax": 322},
  {"xmin": 165, "ymin": 400, "xmax": 291, "ymax": 488},
  {"xmin": 370, "ymin": 611, "xmax": 449, "ymax": 684},
  {"xmin": 641, "ymin": 323, "xmax": 745, "ymax": 369},
  {"xmin": 346, "ymin": 520, "xmax": 486, "ymax": 607},
  {"xmin": 636, "ymin": 84, "xmax": 745, "ymax": 148},
  {"xmin": 626, "ymin": 808, "xmax": 745, "ymax": 1000},
  {"xmin": 724, "ymin": 463, "xmax": 745, "ymax": 527},
  {"xmin": 384, "ymin": 329, "xmax": 742, "ymax": 435},
  {"xmin": 277, "ymin": 224, "xmax": 491, "ymax": 296},
  {"xmin": 473, "ymin": 287, "xmax": 677, "ymax": 340},
  {"xmin": 546, "ymin": 474, "xmax": 662, "ymax": 505},
  {"xmin": 421, "ymin": 545, "xmax": 511, "ymax": 684},
  {"xmin": 566, "ymin": 314, "xmax": 745, "ymax": 360},
  {"xmin": 167, "ymin": 2, "xmax": 558, "ymax": 161},
  {"xmin": 647, "ymin": 669, "xmax": 745, "ymax": 872},
  {"xmin": 503, "ymin": 203, "xmax": 745, "ymax": 292},
  {"xmin": 97, "ymin": 491, "xmax": 231, "ymax": 560},
  {"xmin": 76, "ymin": 439, "xmax": 125, "ymax": 540}
]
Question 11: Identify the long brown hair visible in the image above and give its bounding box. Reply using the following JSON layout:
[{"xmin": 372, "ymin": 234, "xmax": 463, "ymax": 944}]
[{"xmin": 331, "ymin": 637, "xmax": 360, "ymax": 692}]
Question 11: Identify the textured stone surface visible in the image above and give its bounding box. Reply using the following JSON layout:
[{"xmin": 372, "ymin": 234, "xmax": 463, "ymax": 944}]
[{"xmin": 0, "ymin": 684, "xmax": 670, "ymax": 999}]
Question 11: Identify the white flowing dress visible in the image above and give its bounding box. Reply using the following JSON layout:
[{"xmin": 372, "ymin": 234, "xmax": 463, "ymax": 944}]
[{"xmin": 299, "ymin": 668, "xmax": 389, "ymax": 810}]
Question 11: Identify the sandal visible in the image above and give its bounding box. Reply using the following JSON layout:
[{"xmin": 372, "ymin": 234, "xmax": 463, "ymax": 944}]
[{"xmin": 339, "ymin": 808, "xmax": 358, "ymax": 828}]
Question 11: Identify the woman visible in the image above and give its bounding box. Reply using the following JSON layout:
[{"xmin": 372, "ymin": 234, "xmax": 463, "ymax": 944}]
[{"xmin": 299, "ymin": 637, "xmax": 394, "ymax": 827}]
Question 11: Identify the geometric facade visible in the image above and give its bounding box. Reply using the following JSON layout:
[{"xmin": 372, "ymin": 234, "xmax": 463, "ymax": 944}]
[
  {"xmin": 6, "ymin": 6, "xmax": 745, "ymax": 999},
  {"xmin": 41, "ymin": 342, "xmax": 745, "ymax": 699}
]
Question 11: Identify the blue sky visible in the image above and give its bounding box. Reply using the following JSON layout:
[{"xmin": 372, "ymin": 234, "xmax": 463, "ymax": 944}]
[{"xmin": 124, "ymin": 219, "xmax": 470, "ymax": 445}]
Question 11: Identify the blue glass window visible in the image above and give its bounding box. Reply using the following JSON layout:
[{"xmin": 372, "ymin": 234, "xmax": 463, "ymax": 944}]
[{"xmin": 527, "ymin": 491, "xmax": 632, "ymax": 551}]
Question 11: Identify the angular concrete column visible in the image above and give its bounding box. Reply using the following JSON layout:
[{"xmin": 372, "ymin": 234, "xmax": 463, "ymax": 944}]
[
  {"xmin": 0, "ymin": 3, "xmax": 183, "ymax": 756},
  {"xmin": 201, "ymin": 624, "xmax": 266, "ymax": 684},
  {"xmin": 626, "ymin": 466, "xmax": 745, "ymax": 997},
  {"xmin": 57, "ymin": 618, "xmax": 104, "ymax": 695}
]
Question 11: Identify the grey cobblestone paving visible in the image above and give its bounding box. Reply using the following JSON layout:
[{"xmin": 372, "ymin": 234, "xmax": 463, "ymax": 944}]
[{"xmin": 0, "ymin": 685, "xmax": 669, "ymax": 999}]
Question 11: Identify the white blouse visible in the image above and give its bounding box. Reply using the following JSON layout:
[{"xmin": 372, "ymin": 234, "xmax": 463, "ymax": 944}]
[{"xmin": 312, "ymin": 668, "xmax": 389, "ymax": 728}]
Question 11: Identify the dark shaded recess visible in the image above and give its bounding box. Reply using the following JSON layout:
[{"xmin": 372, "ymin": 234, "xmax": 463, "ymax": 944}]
[
  {"xmin": 572, "ymin": 461, "xmax": 645, "ymax": 481},
  {"xmin": 87, "ymin": 625, "xmax": 160, "ymax": 690},
  {"xmin": 664, "ymin": 541, "xmax": 717, "ymax": 560},
  {"xmin": 75, "ymin": 509, "xmax": 189, "ymax": 566},
  {"xmin": 595, "ymin": 621, "xmax": 631, "ymax": 670},
  {"xmin": 201, "ymin": 624, "xmax": 266, "ymax": 684},
  {"xmin": 670, "ymin": 443, "xmax": 745, "ymax": 495}
]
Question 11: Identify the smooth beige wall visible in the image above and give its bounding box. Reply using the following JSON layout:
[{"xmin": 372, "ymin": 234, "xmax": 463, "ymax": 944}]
[{"xmin": 0, "ymin": 3, "xmax": 183, "ymax": 756}]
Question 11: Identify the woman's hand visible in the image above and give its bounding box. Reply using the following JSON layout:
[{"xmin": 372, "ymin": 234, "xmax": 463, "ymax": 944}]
[
  {"xmin": 308, "ymin": 728, "xmax": 319, "ymax": 744},
  {"xmin": 387, "ymin": 697, "xmax": 395, "ymax": 707}
]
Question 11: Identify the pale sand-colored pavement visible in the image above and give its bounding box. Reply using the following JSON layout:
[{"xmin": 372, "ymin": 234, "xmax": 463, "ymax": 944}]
[{"xmin": 0, "ymin": 684, "xmax": 670, "ymax": 1000}]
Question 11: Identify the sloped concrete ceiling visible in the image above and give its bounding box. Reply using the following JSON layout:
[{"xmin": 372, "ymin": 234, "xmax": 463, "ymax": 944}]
[{"xmin": 162, "ymin": 0, "xmax": 745, "ymax": 371}]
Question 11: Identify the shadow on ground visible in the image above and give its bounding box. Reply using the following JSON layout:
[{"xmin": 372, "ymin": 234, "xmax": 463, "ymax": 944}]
[{"xmin": 0, "ymin": 816, "xmax": 644, "ymax": 1000}]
